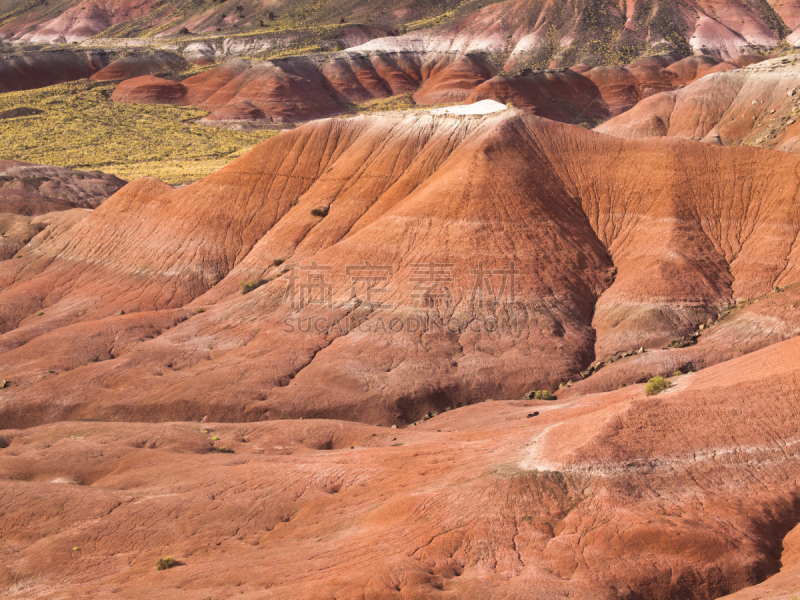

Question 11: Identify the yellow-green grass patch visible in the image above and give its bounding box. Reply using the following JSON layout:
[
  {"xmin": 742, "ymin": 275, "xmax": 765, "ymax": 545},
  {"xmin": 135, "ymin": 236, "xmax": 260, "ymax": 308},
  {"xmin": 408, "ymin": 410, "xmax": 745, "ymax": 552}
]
[{"xmin": 0, "ymin": 79, "xmax": 278, "ymax": 185}]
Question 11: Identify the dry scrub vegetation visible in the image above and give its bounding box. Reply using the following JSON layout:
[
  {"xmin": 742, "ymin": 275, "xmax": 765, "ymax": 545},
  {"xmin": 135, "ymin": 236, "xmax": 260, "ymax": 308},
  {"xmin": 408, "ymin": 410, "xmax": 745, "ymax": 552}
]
[{"xmin": 0, "ymin": 79, "xmax": 278, "ymax": 185}]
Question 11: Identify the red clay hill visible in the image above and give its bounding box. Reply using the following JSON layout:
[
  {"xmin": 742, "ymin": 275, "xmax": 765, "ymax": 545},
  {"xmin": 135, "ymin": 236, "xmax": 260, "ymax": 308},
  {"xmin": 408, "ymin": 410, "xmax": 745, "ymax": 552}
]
[
  {"xmin": 3, "ymin": 1, "xmax": 800, "ymax": 595},
  {"xmin": 0, "ymin": 94, "xmax": 798, "ymax": 599},
  {"xmin": 0, "ymin": 108, "xmax": 798, "ymax": 428}
]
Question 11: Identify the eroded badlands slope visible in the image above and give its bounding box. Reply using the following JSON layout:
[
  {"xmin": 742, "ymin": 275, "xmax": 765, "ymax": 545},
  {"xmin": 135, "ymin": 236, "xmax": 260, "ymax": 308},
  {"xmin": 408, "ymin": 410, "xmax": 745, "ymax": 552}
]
[
  {"xmin": 3, "ymin": 0, "xmax": 796, "ymax": 62},
  {"xmin": 597, "ymin": 53, "xmax": 800, "ymax": 150},
  {"xmin": 0, "ymin": 109, "xmax": 798, "ymax": 428},
  {"xmin": 0, "ymin": 159, "xmax": 125, "ymax": 215},
  {"xmin": 0, "ymin": 160, "xmax": 126, "ymax": 261},
  {"xmin": 2, "ymin": 337, "xmax": 800, "ymax": 599}
]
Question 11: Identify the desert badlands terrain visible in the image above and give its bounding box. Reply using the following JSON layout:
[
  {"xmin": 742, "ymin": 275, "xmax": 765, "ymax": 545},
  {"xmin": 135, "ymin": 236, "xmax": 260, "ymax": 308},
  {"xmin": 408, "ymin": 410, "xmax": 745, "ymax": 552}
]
[{"xmin": 2, "ymin": 1, "xmax": 800, "ymax": 599}]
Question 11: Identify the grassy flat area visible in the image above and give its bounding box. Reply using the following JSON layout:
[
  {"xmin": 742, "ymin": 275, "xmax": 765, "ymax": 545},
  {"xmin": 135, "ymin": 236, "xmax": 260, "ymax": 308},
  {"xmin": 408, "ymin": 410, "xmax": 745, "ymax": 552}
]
[{"xmin": 0, "ymin": 79, "xmax": 279, "ymax": 185}]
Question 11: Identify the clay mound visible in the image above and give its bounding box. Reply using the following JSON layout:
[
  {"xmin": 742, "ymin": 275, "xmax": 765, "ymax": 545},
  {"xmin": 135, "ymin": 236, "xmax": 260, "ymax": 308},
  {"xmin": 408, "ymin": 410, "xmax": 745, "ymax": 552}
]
[
  {"xmin": 203, "ymin": 101, "xmax": 266, "ymax": 121},
  {"xmin": 2, "ymin": 338, "xmax": 800, "ymax": 598},
  {"xmin": 595, "ymin": 54, "xmax": 800, "ymax": 151},
  {"xmin": 182, "ymin": 58, "xmax": 252, "ymax": 105},
  {"xmin": 0, "ymin": 160, "xmax": 126, "ymax": 216},
  {"xmin": 661, "ymin": 55, "xmax": 736, "ymax": 84},
  {"xmin": 0, "ymin": 49, "xmax": 109, "ymax": 93},
  {"xmin": 90, "ymin": 52, "xmax": 188, "ymax": 82},
  {"xmin": 578, "ymin": 64, "xmax": 642, "ymax": 115},
  {"xmin": 320, "ymin": 52, "xmax": 421, "ymax": 103},
  {"xmin": 110, "ymin": 75, "xmax": 188, "ymax": 105},
  {"xmin": 412, "ymin": 54, "xmax": 493, "ymax": 105},
  {"xmin": 465, "ymin": 69, "xmax": 609, "ymax": 125},
  {"xmin": 191, "ymin": 58, "xmax": 343, "ymax": 122},
  {"xmin": 0, "ymin": 111, "xmax": 798, "ymax": 427},
  {"xmin": 321, "ymin": 56, "xmax": 393, "ymax": 103}
]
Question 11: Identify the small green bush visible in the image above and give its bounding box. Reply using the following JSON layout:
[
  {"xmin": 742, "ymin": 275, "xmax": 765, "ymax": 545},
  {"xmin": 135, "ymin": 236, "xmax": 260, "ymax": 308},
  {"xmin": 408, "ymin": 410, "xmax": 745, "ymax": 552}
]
[
  {"xmin": 239, "ymin": 279, "xmax": 268, "ymax": 294},
  {"xmin": 671, "ymin": 370, "xmax": 683, "ymax": 377},
  {"xmin": 524, "ymin": 390, "xmax": 556, "ymax": 400},
  {"xmin": 645, "ymin": 376, "xmax": 669, "ymax": 396},
  {"xmin": 156, "ymin": 556, "xmax": 175, "ymax": 571}
]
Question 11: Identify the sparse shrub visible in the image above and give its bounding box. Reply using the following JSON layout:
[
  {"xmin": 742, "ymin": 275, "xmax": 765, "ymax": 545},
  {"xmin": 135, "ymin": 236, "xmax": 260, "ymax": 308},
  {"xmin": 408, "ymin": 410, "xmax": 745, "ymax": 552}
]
[
  {"xmin": 156, "ymin": 556, "xmax": 175, "ymax": 571},
  {"xmin": 178, "ymin": 27, "xmax": 190, "ymax": 34},
  {"xmin": 671, "ymin": 370, "xmax": 683, "ymax": 377},
  {"xmin": 36, "ymin": 311, "xmax": 44, "ymax": 316},
  {"xmin": 211, "ymin": 436, "xmax": 219, "ymax": 441},
  {"xmin": 214, "ymin": 445, "xmax": 234, "ymax": 453},
  {"xmin": 310, "ymin": 205, "xmax": 329, "ymax": 217},
  {"xmin": 196, "ymin": 308, "xmax": 205, "ymax": 313},
  {"xmin": 524, "ymin": 390, "xmax": 556, "ymax": 400},
  {"xmin": 645, "ymin": 376, "xmax": 669, "ymax": 396},
  {"xmin": 239, "ymin": 279, "xmax": 268, "ymax": 294}
]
